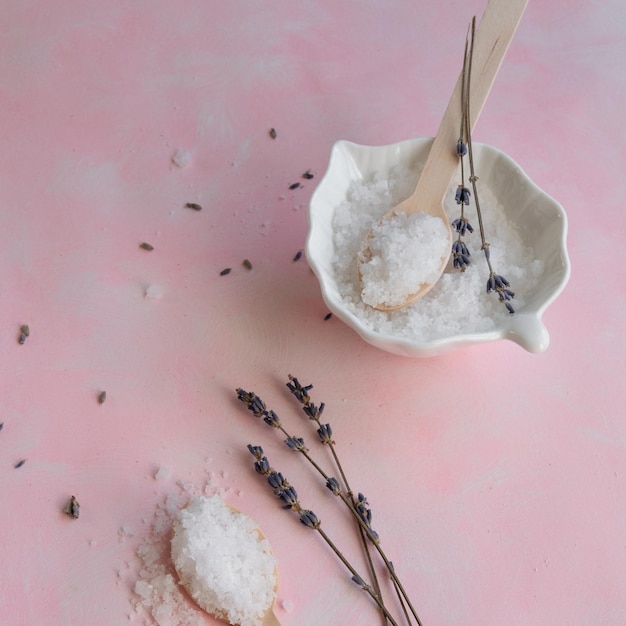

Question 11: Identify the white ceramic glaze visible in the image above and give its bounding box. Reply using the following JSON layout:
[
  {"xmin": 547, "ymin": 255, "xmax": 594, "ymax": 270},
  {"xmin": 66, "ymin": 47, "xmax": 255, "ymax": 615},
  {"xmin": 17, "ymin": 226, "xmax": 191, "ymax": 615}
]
[{"xmin": 306, "ymin": 138, "xmax": 570, "ymax": 357}]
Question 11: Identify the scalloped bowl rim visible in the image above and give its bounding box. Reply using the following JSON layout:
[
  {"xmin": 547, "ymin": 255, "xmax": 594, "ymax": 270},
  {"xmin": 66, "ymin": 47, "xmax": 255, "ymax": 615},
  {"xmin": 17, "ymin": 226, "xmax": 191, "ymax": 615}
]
[{"xmin": 306, "ymin": 137, "xmax": 571, "ymax": 358}]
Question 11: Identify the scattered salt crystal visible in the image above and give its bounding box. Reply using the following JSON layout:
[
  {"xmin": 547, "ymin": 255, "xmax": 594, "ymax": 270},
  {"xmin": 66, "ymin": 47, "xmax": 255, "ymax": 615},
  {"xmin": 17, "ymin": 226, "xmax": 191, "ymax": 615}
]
[
  {"xmin": 172, "ymin": 149, "xmax": 191, "ymax": 168},
  {"xmin": 331, "ymin": 164, "xmax": 544, "ymax": 341},
  {"xmin": 171, "ymin": 495, "xmax": 277, "ymax": 626},
  {"xmin": 154, "ymin": 466, "xmax": 171, "ymax": 480},
  {"xmin": 145, "ymin": 284, "xmax": 163, "ymax": 299},
  {"xmin": 360, "ymin": 212, "xmax": 449, "ymax": 308},
  {"xmin": 281, "ymin": 598, "xmax": 294, "ymax": 613},
  {"xmin": 133, "ymin": 487, "xmax": 215, "ymax": 626}
]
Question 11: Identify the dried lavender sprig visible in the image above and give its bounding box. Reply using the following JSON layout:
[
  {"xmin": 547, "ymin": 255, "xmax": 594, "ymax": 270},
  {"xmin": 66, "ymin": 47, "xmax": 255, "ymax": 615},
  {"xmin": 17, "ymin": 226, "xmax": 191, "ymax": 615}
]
[
  {"xmin": 240, "ymin": 388, "xmax": 418, "ymax": 625},
  {"xmin": 247, "ymin": 446, "xmax": 402, "ymax": 626},
  {"xmin": 237, "ymin": 388, "xmax": 330, "ymax": 480},
  {"xmin": 286, "ymin": 374, "xmax": 387, "ymax": 619},
  {"xmin": 239, "ymin": 387, "xmax": 392, "ymax": 624},
  {"xmin": 284, "ymin": 377, "xmax": 422, "ymax": 626},
  {"xmin": 462, "ymin": 16, "xmax": 515, "ymax": 314},
  {"xmin": 286, "ymin": 376, "xmax": 351, "ymax": 495},
  {"xmin": 451, "ymin": 28, "xmax": 475, "ymax": 273}
]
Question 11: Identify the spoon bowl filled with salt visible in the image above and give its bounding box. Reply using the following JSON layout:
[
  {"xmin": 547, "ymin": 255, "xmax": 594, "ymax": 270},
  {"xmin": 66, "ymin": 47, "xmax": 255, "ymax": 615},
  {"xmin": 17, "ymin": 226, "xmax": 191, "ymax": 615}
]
[{"xmin": 171, "ymin": 495, "xmax": 281, "ymax": 626}]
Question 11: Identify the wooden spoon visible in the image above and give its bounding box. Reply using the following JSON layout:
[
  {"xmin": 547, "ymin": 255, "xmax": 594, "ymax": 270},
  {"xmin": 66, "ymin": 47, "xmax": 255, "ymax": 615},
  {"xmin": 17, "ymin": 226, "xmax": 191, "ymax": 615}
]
[
  {"xmin": 173, "ymin": 501, "xmax": 281, "ymax": 626},
  {"xmin": 358, "ymin": 0, "xmax": 528, "ymax": 311}
]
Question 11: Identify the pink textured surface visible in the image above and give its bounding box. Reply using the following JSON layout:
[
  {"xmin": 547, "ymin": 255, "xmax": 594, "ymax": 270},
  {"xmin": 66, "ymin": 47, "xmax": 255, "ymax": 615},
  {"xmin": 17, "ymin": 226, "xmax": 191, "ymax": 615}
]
[{"xmin": 0, "ymin": 1, "xmax": 624, "ymax": 625}]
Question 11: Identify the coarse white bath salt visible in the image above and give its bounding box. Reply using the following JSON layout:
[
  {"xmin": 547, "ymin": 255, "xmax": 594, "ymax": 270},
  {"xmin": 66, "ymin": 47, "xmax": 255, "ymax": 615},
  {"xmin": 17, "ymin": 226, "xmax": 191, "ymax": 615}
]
[
  {"xmin": 359, "ymin": 212, "xmax": 449, "ymax": 308},
  {"xmin": 171, "ymin": 495, "xmax": 277, "ymax": 626},
  {"xmin": 331, "ymin": 163, "xmax": 544, "ymax": 341}
]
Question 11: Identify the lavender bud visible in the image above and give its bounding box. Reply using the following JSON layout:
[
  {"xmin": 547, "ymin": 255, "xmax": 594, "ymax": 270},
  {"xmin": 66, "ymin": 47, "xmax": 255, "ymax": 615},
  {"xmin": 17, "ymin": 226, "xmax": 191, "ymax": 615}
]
[
  {"xmin": 326, "ymin": 477, "xmax": 341, "ymax": 494},
  {"xmin": 263, "ymin": 410, "xmax": 281, "ymax": 427},
  {"xmin": 317, "ymin": 423, "xmax": 333, "ymax": 444},
  {"xmin": 505, "ymin": 302, "xmax": 515, "ymax": 314},
  {"xmin": 279, "ymin": 486, "xmax": 299, "ymax": 509},
  {"xmin": 254, "ymin": 457, "xmax": 270, "ymax": 475},
  {"xmin": 284, "ymin": 436, "xmax": 307, "ymax": 451},
  {"xmin": 267, "ymin": 471, "xmax": 288, "ymax": 491},
  {"xmin": 247, "ymin": 444, "xmax": 264, "ymax": 459},
  {"xmin": 299, "ymin": 509, "xmax": 321, "ymax": 529},
  {"xmin": 456, "ymin": 140, "xmax": 467, "ymax": 156}
]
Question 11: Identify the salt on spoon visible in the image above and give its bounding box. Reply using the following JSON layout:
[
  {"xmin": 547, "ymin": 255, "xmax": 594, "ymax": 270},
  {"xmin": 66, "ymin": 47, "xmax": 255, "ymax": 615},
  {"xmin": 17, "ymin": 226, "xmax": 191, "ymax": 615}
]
[
  {"xmin": 358, "ymin": 0, "xmax": 528, "ymax": 311},
  {"xmin": 171, "ymin": 495, "xmax": 281, "ymax": 626}
]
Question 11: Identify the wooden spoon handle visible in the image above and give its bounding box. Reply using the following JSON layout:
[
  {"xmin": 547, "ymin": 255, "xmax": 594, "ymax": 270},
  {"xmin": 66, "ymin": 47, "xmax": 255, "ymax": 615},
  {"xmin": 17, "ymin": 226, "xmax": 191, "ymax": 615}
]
[{"xmin": 409, "ymin": 0, "xmax": 528, "ymax": 209}]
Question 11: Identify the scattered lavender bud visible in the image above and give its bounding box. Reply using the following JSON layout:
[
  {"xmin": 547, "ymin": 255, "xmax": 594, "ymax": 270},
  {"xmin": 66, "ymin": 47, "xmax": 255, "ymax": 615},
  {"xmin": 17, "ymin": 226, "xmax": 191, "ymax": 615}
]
[
  {"xmin": 14, "ymin": 459, "xmax": 26, "ymax": 469},
  {"xmin": 64, "ymin": 495, "xmax": 80, "ymax": 519},
  {"xmin": 219, "ymin": 268, "xmax": 232, "ymax": 276},
  {"xmin": 302, "ymin": 170, "xmax": 314, "ymax": 179},
  {"xmin": 21, "ymin": 324, "xmax": 30, "ymax": 337},
  {"xmin": 18, "ymin": 332, "xmax": 27, "ymax": 345},
  {"xmin": 288, "ymin": 182, "xmax": 301, "ymax": 190},
  {"xmin": 242, "ymin": 258, "xmax": 253, "ymax": 270},
  {"xmin": 185, "ymin": 202, "xmax": 202, "ymax": 211},
  {"xmin": 139, "ymin": 242, "xmax": 154, "ymax": 251},
  {"xmin": 97, "ymin": 391, "xmax": 107, "ymax": 404},
  {"xmin": 0, "ymin": 422, "xmax": 3, "ymax": 432},
  {"xmin": 292, "ymin": 250, "xmax": 302, "ymax": 262},
  {"xmin": 323, "ymin": 312, "xmax": 333, "ymax": 321},
  {"xmin": 269, "ymin": 128, "xmax": 277, "ymax": 139}
]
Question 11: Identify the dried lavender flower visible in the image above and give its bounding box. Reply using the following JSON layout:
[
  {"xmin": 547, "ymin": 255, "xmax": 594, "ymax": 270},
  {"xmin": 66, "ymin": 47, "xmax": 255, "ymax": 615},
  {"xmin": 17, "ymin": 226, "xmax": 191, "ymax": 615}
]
[
  {"xmin": 326, "ymin": 477, "xmax": 341, "ymax": 495},
  {"xmin": 219, "ymin": 267, "xmax": 232, "ymax": 276},
  {"xmin": 64, "ymin": 495, "xmax": 80, "ymax": 519},
  {"xmin": 288, "ymin": 182, "xmax": 301, "ymax": 190},
  {"xmin": 279, "ymin": 486, "xmax": 300, "ymax": 509},
  {"xmin": 317, "ymin": 423, "xmax": 333, "ymax": 445},
  {"xmin": 285, "ymin": 436, "xmax": 307, "ymax": 452},
  {"xmin": 139, "ymin": 242, "xmax": 154, "ymax": 251},
  {"xmin": 269, "ymin": 128, "xmax": 277, "ymax": 139},
  {"xmin": 292, "ymin": 250, "xmax": 302, "ymax": 262},
  {"xmin": 97, "ymin": 390, "xmax": 107, "ymax": 404},
  {"xmin": 263, "ymin": 410, "xmax": 281, "ymax": 428},
  {"xmin": 455, "ymin": 185, "xmax": 471, "ymax": 205},
  {"xmin": 451, "ymin": 217, "xmax": 474, "ymax": 236},
  {"xmin": 302, "ymin": 169, "xmax": 314, "ymax": 179},
  {"xmin": 185, "ymin": 202, "xmax": 202, "ymax": 211},
  {"xmin": 14, "ymin": 459, "xmax": 26, "ymax": 469},
  {"xmin": 299, "ymin": 509, "xmax": 321, "ymax": 529},
  {"xmin": 247, "ymin": 444, "xmax": 264, "ymax": 459}
]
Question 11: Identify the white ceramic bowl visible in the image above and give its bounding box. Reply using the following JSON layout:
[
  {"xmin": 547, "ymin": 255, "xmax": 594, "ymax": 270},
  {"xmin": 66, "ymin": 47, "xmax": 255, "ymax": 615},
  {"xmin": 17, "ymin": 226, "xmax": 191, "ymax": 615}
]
[{"xmin": 306, "ymin": 138, "xmax": 570, "ymax": 358}]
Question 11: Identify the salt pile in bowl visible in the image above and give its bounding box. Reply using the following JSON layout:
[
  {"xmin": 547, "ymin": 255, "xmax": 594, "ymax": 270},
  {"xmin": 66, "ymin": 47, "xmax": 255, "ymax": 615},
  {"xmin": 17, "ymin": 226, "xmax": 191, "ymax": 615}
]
[
  {"xmin": 359, "ymin": 212, "xmax": 450, "ymax": 308},
  {"xmin": 171, "ymin": 495, "xmax": 277, "ymax": 626},
  {"xmin": 332, "ymin": 162, "xmax": 544, "ymax": 342}
]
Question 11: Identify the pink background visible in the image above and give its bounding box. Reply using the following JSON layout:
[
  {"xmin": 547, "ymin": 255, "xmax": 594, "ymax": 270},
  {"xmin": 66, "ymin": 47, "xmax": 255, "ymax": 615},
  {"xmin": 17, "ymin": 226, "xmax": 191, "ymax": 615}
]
[{"xmin": 0, "ymin": 1, "xmax": 624, "ymax": 624}]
